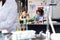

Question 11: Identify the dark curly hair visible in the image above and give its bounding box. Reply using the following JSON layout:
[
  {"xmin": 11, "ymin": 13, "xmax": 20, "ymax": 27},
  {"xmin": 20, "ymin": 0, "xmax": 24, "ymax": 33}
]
[
  {"xmin": 36, "ymin": 9, "xmax": 44, "ymax": 16},
  {"xmin": 0, "ymin": 0, "xmax": 6, "ymax": 6}
]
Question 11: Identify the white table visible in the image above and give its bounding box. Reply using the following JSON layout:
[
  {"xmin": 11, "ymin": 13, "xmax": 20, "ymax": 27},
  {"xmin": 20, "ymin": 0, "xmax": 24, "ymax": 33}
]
[{"xmin": 12, "ymin": 30, "xmax": 36, "ymax": 40}]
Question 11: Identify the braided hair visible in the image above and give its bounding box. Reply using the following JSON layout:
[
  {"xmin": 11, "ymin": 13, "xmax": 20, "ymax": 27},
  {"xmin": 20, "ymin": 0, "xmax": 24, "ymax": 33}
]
[{"xmin": 36, "ymin": 9, "xmax": 44, "ymax": 16}]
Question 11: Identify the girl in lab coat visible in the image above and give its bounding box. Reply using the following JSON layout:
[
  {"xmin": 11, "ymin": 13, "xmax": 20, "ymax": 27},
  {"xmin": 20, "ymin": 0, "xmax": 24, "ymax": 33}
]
[{"xmin": 0, "ymin": 0, "xmax": 20, "ymax": 32}]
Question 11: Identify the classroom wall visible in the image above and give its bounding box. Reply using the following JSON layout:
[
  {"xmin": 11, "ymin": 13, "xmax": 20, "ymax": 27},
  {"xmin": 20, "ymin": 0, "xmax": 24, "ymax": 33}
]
[
  {"xmin": 47, "ymin": 0, "xmax": 60, "ymax": 19},
  {"xmin": 28, "ymin": 0, "xmax": 60, "ymax": 19}
]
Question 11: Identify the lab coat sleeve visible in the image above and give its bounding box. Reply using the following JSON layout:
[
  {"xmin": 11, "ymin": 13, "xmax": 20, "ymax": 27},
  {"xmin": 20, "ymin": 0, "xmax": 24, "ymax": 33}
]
[{"xmin": 0, "ymin": 6, "xmax": 18, "ymax": 29}]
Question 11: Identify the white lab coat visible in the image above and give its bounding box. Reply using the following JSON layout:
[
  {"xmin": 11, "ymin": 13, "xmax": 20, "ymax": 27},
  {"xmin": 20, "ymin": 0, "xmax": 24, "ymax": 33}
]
[
  {"xmin": 0, "ymin": 1, "xmax": 2, "ymax": 8},
  {"xmin": 0, "ymin": 0, "xmax": 20, "ymax": 32}
]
